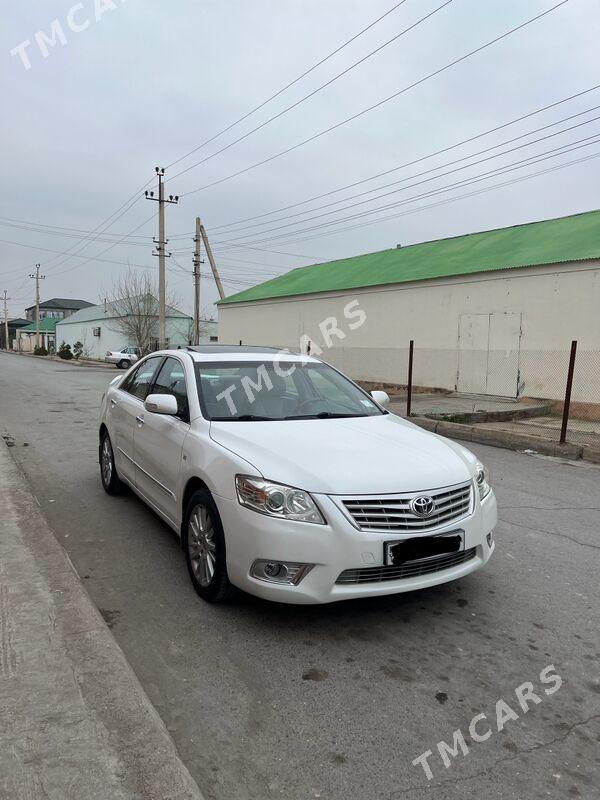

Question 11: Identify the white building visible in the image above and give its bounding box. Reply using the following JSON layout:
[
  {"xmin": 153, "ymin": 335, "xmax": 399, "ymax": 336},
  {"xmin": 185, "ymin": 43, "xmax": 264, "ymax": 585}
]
[
  {"xmin": 55, "ymin": 300, "xmax": 199, "ymax": 359},
  {"xmin": 217, "ymin": 210, "xmax": 600, "ymax": 402}
]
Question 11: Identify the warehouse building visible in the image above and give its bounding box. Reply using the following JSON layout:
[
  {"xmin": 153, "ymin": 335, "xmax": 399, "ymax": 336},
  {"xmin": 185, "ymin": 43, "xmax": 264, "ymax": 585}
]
[{"xmin": 217, "ymin": 209, "xmax": 600, "ymax": 401}]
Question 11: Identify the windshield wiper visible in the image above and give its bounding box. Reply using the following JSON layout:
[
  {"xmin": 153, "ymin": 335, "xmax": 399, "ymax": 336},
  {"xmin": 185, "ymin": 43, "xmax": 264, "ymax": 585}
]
[
  {"xmin": 284, "ymin": 412, "xmax": 368, "ymax": 420},
  {"xmin": 212, "ymin": 414, "xmax": 277, "ymax": 421}
]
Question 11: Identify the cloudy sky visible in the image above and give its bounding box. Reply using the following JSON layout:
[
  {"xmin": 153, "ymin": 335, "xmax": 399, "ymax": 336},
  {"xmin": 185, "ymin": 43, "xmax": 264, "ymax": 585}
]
[{"xmin": 1, "ymin": 0, "xmax": 599, "ymax": 319}]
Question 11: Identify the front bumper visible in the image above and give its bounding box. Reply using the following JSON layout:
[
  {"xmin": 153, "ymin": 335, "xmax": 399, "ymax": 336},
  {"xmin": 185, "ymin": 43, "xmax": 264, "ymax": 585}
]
[{"xmin": 214, "ymin": 488, "xmax": 497, "ymax": 604}]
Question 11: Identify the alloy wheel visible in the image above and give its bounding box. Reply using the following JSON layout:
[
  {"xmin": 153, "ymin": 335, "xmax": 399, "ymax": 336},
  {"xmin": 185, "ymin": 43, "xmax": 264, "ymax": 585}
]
[
  {"xmin": 188, "ymin": 504, "xmax": 217, "ymax": 587},
  {"xmin": 101, "ymin": 437, "xmax": 113, "ymax": 485}
]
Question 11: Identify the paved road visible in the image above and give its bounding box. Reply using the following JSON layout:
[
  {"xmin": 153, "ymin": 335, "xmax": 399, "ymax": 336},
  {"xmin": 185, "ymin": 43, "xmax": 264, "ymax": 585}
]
[{"xmin": 1, "ymin": 353, "xmax": 599, "ymax": 800}]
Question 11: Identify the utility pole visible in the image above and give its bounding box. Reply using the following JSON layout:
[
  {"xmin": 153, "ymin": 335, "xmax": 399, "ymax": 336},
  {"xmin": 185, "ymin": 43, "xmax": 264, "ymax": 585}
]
[
  {"xmin": 29, "ymin": 264, "xmax": 46, "ymax": 349},
  {"xmin": 145, "ymin": 167, "xmax": 179, "ymax": 349},
  {"xmin": 2, "ymin": 290, "xmax": 11, "ymax": 350},
  {"xmin": 192, "ymin": 217, "xmax": 204, "ymax": 346},
  {"xmin": 198, "ymin": 219, "xmax": 225, "ymax": 300}
]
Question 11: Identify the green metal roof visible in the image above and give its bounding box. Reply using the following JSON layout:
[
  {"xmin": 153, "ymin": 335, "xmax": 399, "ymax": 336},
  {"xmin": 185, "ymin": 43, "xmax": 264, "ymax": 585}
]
[
  {"xmin": 218, "ymin": 209, "xmax": 600, "ymax": 305},
  {"xmin": 20, "ymin": 318, "xmax": 58, "ymax": 333}
]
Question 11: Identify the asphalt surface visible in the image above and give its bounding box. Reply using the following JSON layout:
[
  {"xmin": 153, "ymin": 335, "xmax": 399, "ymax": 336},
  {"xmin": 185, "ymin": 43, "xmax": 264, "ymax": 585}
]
[{"xmin": 1, "ymin": 352, "xmax": 599, "ymax": 800}]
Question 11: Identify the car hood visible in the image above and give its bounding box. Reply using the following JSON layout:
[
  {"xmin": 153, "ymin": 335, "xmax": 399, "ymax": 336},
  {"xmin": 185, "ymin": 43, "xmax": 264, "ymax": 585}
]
[{"xmin": 209, "ymin": 414, "xmax": 476, "ymax": 494}]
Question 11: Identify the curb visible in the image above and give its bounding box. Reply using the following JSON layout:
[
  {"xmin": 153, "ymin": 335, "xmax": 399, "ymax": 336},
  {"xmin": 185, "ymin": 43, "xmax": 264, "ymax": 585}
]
[
  {"xmin": 0, "ymin": 441, "xmax": 205, "ymax": 800},
  {"xmin": 409, "ymin": 416, "xmax": 600, "ymax": 464}
]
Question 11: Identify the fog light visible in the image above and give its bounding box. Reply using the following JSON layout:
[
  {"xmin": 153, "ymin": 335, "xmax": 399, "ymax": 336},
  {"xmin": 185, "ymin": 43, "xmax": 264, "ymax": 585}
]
[
  {"xmin": 486, "ymin": 530, "xmax": 494, "ymax": 547},
  {"xmin": 264, "ymin": 561, "xmax": 286, "ymax": 579},
  {"xmin": 250, "ymin": 559, "xmax": 314, "ymax": 585}
]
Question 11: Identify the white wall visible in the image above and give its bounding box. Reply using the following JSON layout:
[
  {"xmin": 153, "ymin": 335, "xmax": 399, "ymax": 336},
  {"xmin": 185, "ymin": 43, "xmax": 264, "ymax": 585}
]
[
  {"xmin": 56, "ymin": 315, "xmax": 194, "ymax": 359},
  {"xmin": 218, "ymin": 261, "xmax": 600, "ymax": 401}
]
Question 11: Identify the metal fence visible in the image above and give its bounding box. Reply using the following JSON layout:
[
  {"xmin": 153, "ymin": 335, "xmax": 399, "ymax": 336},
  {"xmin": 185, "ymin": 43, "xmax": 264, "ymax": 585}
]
[{"xmin": 319, "ymin": 340, "xmax": 600, "ymax": 450}]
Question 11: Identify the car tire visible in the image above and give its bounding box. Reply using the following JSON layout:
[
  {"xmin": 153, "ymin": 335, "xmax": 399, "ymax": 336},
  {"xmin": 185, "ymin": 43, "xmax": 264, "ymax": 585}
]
[
  {"xmin": 99, "ymin": 431, "xmax": 124, "ymax": 495},
  {"xmin": 183, "ymin": 488, "xmax": 234, "ymax": 603},
  {"xmin": 117, "ymin": 359, "xmax": 130, "ymax": 369}
]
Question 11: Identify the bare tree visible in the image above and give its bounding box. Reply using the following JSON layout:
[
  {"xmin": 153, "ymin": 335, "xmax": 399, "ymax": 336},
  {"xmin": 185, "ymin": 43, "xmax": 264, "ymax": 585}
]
[{"xmin": 105, "ymin": 269, "xmax": 181, "ymax": 355}]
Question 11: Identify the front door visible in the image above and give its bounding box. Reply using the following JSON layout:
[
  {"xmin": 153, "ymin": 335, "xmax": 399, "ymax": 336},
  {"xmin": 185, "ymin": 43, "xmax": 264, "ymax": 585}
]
[
  {"xmin": 112, "ymin": 355, "xmax": 164, "ymax": 484},
  {"xmin": 133, "ymin": 356, "xmax": 190, "ymax": 523}
]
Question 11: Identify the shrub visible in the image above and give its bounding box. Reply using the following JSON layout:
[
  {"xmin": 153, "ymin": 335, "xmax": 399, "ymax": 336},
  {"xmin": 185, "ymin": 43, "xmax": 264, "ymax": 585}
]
[
  {"xmin": 57, "ymin": 342, "xmax": 73, "ymax": 360},
  {"xmin": 33, "ymin": 345, "xmax": 48, "ymax": 356},
  {"xmin": 73, "ymin": 341, "xmax": 83, "ymax": 359}
]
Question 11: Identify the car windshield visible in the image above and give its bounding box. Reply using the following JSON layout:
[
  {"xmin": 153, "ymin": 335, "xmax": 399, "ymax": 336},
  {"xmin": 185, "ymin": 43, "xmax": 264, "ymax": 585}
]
[{"xmin": 195, "ymin": 361, "xmax": 385, "ymax": 421}]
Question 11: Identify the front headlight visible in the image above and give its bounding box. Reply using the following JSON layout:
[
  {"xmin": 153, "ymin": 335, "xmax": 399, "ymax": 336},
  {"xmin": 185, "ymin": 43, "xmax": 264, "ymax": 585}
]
[
  {"xmin": 235, "ymin": 475, "xmax": 325, "ymax": 524},
  {"xmin": 475, "ymin": 462, "xmax": 491, "ymax": 501}
]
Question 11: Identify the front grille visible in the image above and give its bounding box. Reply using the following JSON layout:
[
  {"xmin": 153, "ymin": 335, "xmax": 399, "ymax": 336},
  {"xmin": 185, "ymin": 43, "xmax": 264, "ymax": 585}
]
[
  {"xmin": 341, "ymin": 482, "xmax": 472, "ymax": 532},
  {"xmin": 336, "ymin": 547, "xmax": 477, "ymax": 584}
]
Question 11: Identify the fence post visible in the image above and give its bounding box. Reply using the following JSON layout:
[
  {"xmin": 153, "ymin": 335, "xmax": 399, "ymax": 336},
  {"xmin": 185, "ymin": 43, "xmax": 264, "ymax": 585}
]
[
  {"xmin": 559, "ymin": 340, "xmax": 577, "ymax": 444},
  {"xmin": 406, "ymin": 340, "xmax": 414, "ymax": 417}
]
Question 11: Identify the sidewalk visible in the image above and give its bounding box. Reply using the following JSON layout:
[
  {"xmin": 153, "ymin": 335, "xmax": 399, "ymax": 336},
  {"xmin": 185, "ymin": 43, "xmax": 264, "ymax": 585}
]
[
  {"xmin": 0, "ymin": 441, "xmax": 204, "ymax": 800},
  {"xmin": 388, "ymin": 391, "xmax": 548, "ymax": 421}
]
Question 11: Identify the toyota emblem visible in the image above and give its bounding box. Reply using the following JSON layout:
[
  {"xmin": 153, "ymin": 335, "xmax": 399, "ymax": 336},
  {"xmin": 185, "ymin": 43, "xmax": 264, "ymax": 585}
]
[{"xmin": 410, "ymin": 495, "xmax": 436, "ymax": 517}]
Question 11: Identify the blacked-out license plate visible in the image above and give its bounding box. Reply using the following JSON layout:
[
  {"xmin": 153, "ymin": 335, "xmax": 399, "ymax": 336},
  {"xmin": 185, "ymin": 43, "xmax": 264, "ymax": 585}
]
[{"xmin": 385, "ymin": 531, "xmax": 464, "ymax": 566}]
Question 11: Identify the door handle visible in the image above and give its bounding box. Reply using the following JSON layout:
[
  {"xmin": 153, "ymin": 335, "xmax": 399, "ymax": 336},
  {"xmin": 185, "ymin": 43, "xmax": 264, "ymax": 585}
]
[
  {"xmin": 110, "ymin": 398, "xmax": 117, "ymax": 407},
  {"xmin": 135, "ymin": 415, "xmax": 144, "ymax": 426}
]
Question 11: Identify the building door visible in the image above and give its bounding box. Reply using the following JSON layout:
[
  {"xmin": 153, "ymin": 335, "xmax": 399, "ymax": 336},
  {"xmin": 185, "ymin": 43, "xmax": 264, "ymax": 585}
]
[
  {"xmin": 457, "ymin": 312, "xmax": 522, "ymax": 397},
  {"xmin": 486, "ymin": 312, "xmax": 522, "ymax": 397},
  {"xmin": 457, "ymin": 314, "xmax": 489, "ymax": 394}
]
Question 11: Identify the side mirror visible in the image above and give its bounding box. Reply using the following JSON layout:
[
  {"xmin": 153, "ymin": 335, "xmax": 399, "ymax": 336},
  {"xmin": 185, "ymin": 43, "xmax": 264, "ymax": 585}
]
[
  {"xmin": 371, "ymin": 390, "xmax": 390, "ymax": 407},
  {"xmin": 145, "ymin": 393, "xmax": 178, "ymax": 415}
]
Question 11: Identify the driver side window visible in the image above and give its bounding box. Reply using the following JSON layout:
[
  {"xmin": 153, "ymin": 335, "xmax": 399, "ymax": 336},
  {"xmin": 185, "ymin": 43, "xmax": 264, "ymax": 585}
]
[
  {"xmin": 121, "ymin": 356, "xmax": 163, "ymax": 401},
  {"xmin": 152, "ymin": 357, "xmax": 190, "ymax": 422}
]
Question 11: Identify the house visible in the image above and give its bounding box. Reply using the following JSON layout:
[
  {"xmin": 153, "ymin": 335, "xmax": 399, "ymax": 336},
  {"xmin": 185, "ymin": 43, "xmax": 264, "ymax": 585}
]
[
  {"xmin": 55, "ymin": 299, "xmax": 194, "ymax": 359},
  {"xmin": 24, "ymin": 297, "xmax": 93, "ymax": 322},
  {"xmin": 16, "ymin": 318, "xmax": 58, "ymax": 353},
  {"xmin": 217, "ymin": 209, "xmax": 600, "ymax": 401},
  {"xmin": 0, "ymin": 318, "xmax": 29, "ymax": 350}
]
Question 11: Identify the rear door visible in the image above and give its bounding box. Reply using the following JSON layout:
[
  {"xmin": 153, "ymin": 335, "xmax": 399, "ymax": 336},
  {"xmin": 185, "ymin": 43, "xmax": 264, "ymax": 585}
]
[
  {"xmin": 112, "ymin": 355, "xmax": 164, "ymax": 484},
  {"xmin": 133, "ymin": 356, "xmax": 191, "ymax": 523}
]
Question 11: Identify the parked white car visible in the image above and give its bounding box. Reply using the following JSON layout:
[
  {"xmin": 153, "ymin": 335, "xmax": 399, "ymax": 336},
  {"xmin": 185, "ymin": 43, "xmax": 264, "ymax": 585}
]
[
  {"xmin": 99, "ymin": 346, "xmax": 496, "ymax": 604},
  {"xmin": 105, "ymin": 346, "xmax": 141, "ymax": 369}
]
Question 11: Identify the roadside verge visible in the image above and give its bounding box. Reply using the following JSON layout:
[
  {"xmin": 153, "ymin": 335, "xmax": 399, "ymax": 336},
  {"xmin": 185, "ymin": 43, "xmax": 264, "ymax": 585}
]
[
  {"xmin": 0, "ymin": 441, "xmax": 205, "ymax": 800},
  {"xmin": 409, "ymin": 416, "xmax": 600, "ymax": 464}
]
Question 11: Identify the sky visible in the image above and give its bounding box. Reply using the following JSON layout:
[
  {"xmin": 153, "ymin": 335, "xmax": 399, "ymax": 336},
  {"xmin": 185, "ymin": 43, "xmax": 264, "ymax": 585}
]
[{"xmin": 1, "ymin": 0, "xmax": 599, "ymax": 320}]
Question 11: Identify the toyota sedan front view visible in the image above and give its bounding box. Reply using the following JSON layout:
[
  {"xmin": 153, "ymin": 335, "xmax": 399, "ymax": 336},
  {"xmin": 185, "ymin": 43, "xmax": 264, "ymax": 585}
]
[{"xmin": 99, "ymin": 346, "xmax": 496, "ymax": 604}]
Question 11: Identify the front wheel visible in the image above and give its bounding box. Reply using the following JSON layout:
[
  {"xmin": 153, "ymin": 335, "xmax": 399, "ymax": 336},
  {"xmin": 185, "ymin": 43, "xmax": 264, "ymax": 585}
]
[
  {"xmin": 100, "ymin": 431, "xmax": 124, "ymax": 495},
  {"xmin": 117, "ymin": 359, "xmax": 130, "ymax": 369},
  {"xmin": 183, "ymin": 489, "xmax": 233, "ymax": 603}
]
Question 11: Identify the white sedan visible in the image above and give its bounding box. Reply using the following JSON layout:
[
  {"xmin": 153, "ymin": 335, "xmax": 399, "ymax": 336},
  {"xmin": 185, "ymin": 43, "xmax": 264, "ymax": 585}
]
[
  {"xmin": 105, "ymin": 346, "xmax": 141, "ymax": 369},
  {"xmin": 99, "ymin": 346, "xmax": 496, "ymax": 604}
]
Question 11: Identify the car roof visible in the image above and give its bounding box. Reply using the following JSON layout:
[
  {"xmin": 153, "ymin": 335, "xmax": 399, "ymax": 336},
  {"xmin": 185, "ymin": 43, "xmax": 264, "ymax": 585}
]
[{"xmin": 152, "ymin": 346, "xmax": 322, "ymax": 364}]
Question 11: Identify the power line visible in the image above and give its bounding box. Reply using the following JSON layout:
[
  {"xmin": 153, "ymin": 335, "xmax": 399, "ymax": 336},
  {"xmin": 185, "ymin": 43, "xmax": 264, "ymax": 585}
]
[
  {"xmin": 0, "ymin": 219, "xmax": 153, "ymax": 249},
  {"xmin": 165, "ymin": 0, "xmax": 410, "ymax": 171},
  {"xmin": 208, "ymin": 83, "xmax": 600, "ymax": 232},
  {"xmin": 180, "ymin": 1, "xmax": 570, "ymax": 198},
  {"xmin": 240, "ymin": 150, "xmax": 600, "ymax": 250},
  {"xmin": 210, "ymin": 113, "xmax": 600, "ymax": 245},
  {"xmin": 170, "ymin": 0, "xmax": 453, "ymax": 182},
  {"xmin": 211, "ymin": 134, "xmax": 600, "ymax": 249}
]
